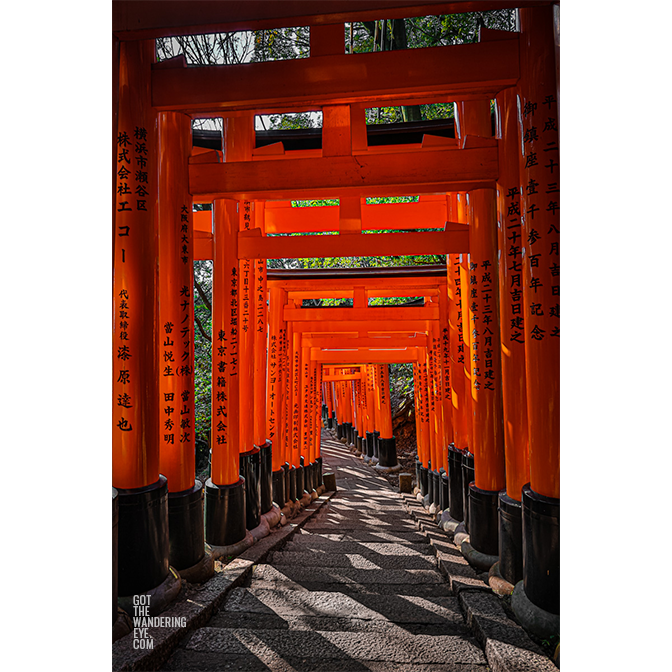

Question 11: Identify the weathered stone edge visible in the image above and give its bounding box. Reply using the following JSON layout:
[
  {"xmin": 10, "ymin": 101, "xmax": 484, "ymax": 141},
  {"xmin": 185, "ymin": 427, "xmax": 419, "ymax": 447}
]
[
  {"xmin": 112, "ymin": 490, "xmax": 337, "ymax": 672},
  {"xmin": 399, "ymin": 493, "xmax": 557, "ymax": 672}
]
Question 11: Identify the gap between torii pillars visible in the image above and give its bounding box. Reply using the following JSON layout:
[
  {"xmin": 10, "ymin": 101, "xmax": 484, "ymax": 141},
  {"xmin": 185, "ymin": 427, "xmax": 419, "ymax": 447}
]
[
  {"xmin": 113, "ymin": 38, "xmax": 170, "ymax": 600},
  {"xmin": 206, "ymin": 197, "xmax": 246, "ymax": 548},
  {"xmin": 455, "ymin": 100, "xmax": 506, "ymax": 558},
  {"xmin": 516, "ymin": 4, "xmax": 560, "ymax": 617},
  {"xmin": 157, "ymin": 110, "xmax": 204, "ymax": 574}
]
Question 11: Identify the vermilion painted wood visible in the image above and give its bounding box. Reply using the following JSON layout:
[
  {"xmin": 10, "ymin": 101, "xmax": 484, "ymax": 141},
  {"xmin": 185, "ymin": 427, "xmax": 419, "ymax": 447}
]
[
  {"xmin": 496, "ymin": 86, "xmax": 530, "ymax": 502},
  {"xmin": 113, "ymin": 39, "xmax": 159, "ymax": 490},
  {"xmin": 264, "ymin": 197, "xmax": 448, "ymax": 234},
  {"xmin": 519, "ymin": 6, "xmax": 560, "ymax": 499},
  {"xmin": 458, "ymin": 99, "xmax": 506, "ymax": 494},
  {"xmin": 157, "ymin": 111, "xmax": 195, "ymax": 493},
  {"xmin": 211, "ymin": 199, "xmax": 241, "ymax": 485},
  {"xmin": 152, "ymin": 40, "xmax": 518, "ymax": 115},
  {"xmin": 237, "ymin": 229, "xmax": 469, "ymax": 261},
  {"xmin": 284, "ymin": 305, "xmax": 438, "ymax": 322},
  {"xmin": 267, "ymin": 287, "xmax": 285, "ymax": 471},
  {"xmin": 313, "ymin": 348, "xmax": 421, "ymax": 364},
  {"xmin": 375, "ymin": 364, "xmax": 392, "ymax": 440},
  {"xmin": 189, "ymin": 145, "xmax": 498, "ymax": 201},
  {"xmin": 253, "ymin": 205, "xmax": 268, "ymax": 447},
  {"xmin": 114, "ymin": 1, "xmax": 535, "ymax": 41}
]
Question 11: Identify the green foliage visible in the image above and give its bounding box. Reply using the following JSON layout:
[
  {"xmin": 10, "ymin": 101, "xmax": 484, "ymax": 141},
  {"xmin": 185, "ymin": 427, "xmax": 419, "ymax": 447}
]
[{"xmin": 193, "ymin": 261, "xmax": 213, "ymax": 441}]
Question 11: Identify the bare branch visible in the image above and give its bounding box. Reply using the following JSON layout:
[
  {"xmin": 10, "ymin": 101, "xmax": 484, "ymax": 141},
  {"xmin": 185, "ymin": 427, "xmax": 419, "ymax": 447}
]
[{"xmin": 194, "ymin": 313, "xmax": 211, "ymax": 342}]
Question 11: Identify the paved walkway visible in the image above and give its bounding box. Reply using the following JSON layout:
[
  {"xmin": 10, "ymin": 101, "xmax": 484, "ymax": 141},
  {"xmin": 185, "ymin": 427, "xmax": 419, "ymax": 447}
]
[{"xmin": 161, "ymin": 430, "xmax": 489, "ymax": 671}]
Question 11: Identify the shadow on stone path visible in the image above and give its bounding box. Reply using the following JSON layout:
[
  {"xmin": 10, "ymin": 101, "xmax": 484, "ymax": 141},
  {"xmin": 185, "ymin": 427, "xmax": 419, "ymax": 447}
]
[{"xmin": 161, "ymin": 430, "xmax": 488, "ymax": 671}]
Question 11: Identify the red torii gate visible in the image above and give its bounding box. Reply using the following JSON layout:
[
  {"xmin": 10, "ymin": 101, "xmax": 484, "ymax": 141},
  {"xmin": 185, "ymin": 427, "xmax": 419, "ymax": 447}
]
[{"xmin": 112, "ymin": 0, "xmax": 560, "ymax": 637}]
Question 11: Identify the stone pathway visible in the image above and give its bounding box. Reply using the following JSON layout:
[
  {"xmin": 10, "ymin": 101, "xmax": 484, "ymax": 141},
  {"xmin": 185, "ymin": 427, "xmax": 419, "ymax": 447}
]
[{"xmin": 161, "ymin": 431, "xmax": 489, "ymax": 671}]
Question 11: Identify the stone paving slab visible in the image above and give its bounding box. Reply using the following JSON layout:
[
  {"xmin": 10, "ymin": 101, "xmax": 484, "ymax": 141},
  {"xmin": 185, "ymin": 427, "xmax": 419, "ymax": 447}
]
[
  {"xmin": 248, "ymin": 579, "xmax": 456, "ymax": 597},
  {"xmin": 221, "ymin": 586, "xmax": 465, "ymax": 625},
  {"xmin": 163, "ymin": 650, "xmax": 488, "ymax": 672},
  {"xmin": 283, "ymin": 538, "xmax": 435, "ymax": 556},
  {"xmin": 250, "ymin": 563, "xmax": 445, "ymax": 585},
  {"xmin": 399, "ymin": 482, "xmax": 558, "ymax": 671},
  {"xmin": 113, "ymin": 491, "xmax": 337, "ymax": 672},
  {"xmin": 185, "ymin": 627, "xmax": 487, "ymax": 665},
  {"xmin": 271, "ymin": 549, "xmax": 438, "ymax": 569},
  {"xmin": 208, "ymin": 611, "xmax": 470, "ymax": 636}
]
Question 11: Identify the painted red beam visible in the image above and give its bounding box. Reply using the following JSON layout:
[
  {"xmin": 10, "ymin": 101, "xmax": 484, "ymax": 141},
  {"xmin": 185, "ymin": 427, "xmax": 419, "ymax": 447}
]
[
  {"xmin": 265, "ymin": 197, "xmax": 448, "ymax": 234},
  {"xmin": 114, "ymin": 1, "xmax": 544, "ymax": 40},
  {"xmin": 189, "ymin": 145, "xmax": 498, "ymax": 201},
  {"xmin": 152, "ymin": 40, "xmax": 518, "ymax": 115},
  {"xmin": 285, "ymin": 304, "xmax": 438, "ymax": 322},
  {"xmin": 239, "ymin": 228, "xmax": 468, "ymax": 260},
  {"xmin": 314, "ymin": 348, "xmax": 421, "ymax": 364}
]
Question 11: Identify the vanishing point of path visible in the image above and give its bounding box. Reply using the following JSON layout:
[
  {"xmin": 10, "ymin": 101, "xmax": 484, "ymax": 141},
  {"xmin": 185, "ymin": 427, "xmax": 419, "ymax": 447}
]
[{"xmin": 161, "ymin": 430, "xmax": 489, "ymax": 671}]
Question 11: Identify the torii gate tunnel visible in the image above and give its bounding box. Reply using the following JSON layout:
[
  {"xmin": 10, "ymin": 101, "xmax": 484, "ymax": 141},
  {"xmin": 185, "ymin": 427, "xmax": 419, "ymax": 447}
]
[{"xmin": 112, "ymin": 0, "xmax": 560, "ymax": 632}]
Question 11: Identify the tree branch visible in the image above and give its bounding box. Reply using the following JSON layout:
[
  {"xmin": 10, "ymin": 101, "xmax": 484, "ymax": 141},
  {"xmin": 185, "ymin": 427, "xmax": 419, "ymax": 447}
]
[
  {"xmin": 194, "ymin": 276, "xmax": 212, "ymax": 314},
  {"xmin": 194, "ymin": 313, "xmax": 212, "ymax": 342}
]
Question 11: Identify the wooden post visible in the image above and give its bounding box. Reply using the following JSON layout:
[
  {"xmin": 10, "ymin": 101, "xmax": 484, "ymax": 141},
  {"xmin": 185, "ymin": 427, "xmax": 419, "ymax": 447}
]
[
  {"xmin": 516, "ymin": 4, "xmax": 560, "ymax": 616},
  {"xmin": 113, "ymin": 38, "xmax": 169, "ymax": 597},
  {"xmin": 206, "ymin": 198, "xmax": 246, "ymax": 546},
  {"xmin": 157, "ymin": 110, "xmax": 203, "ymax": 571},
  {"xmin": 495, "ymin": 84, "xmax": 530, "ymax": 585}
]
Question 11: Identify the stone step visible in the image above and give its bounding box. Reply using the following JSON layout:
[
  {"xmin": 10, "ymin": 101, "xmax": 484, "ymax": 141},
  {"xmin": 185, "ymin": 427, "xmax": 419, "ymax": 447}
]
[
  {"xmin": 163, "ymin": 649, "xmax": 488, "ymax": 672},
  {"xmin": 248, "ymin": 578, "xmax": 455, "ymax": 597},
  {"xmin": 270, "ymin": 549, "xmax": 437, "ymax": 570},
  {"xmin": 250, "ymin": 563, "xmax": 445, "ymax": 587},
  {"xmin": 282, "ymin": 538, "xmax": 434, "ymax": 556},
  {"xmin": 179, "ymin": 626, "xmax": 487, "ymax": 666},
  {"xmin": 222, "ymin": 586, "xmax": 466, "ymax": 626},
  {"xmin": 294, "ymin": 529, "xmax": 429, "ymax": 544}
]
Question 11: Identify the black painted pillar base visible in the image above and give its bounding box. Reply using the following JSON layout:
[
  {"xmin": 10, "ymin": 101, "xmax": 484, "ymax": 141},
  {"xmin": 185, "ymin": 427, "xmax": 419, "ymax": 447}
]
[
  {"xmin": 427, "ymin": 462, "xmax": 434, "ymax": 502},
  {"xmin": 272, "ymin": 468, "xmax": 286, "ymax": 507},
  {"xmin": 204, "ymin": 476, "xmax": 246, "ymax": 548},
  {"xmin": 522, "ymin": 484, "xmax": 560, "ymax": 614},
  {"xmin": 297, "ymin": 460, "xmax": 305, "ymax": 496},
  {"xmin": 352, "ymin": 430, "xmax": 359, "ymax": 450},
  {"xmin": 112, "ymin": 488, "xmax": 118, "ymax": 625},
  {"xmin": 307, "ymin": 462, "xmax": 316, "ymax": 493},
  {"xmin": 378, "ymin": 437, "xmax": 398, "ymax": 468},
  {"xmin": 322, "ymin": 404, "xmax": 328, "ymax": 419},
  {"xmin": 498, "ymin": 490, "xmax": 524, "ymax": 586},
  {"xmin": 282, "ymin": 462, "xmax": 290, "ymax": 503},
  {"xmin": 468, "ymin": 483, "xmax": 500, "ymax": 557},
  {"xmin": 462, "ymin": 451, "xmax": 475, "ymax": 533},
  {"xmin": 316, "ymin": 456, "xmax": 323, "ymax": 486},
  {"xmin": 327, "ymin": 416, "xmax": 333, "ymax": 429},
  {"xmin": 288, "ymin": 466, "xmax": 297, "ymax": 502},
  {"xmin": 336, "ymin": 423, "xmax": 344, "ymax": 440},
  {"xmin": 372, "ymin": 430, "xmax": 380, "ymax": 463},
  {"xmin": 345, "ymin": 422, "xmax": 353, "ymax": 445},
  {"xmin": 431, "ymin": 470, "xmax": 441, "ymax": 507},
  {"xmin": 117, "ymin": 476, "xmax": 170, "ymax": 598},
  {"xmin": 415, "ymin": 459, "xmax": 421, "ymax": 492},
  {"xmin": 365, "ymin": 431, "xmax": 374, "ymax": 462},
  {"xmin": 440, "ymin": 470, "xmax": 449, "ymax": 512},
  {"xmin": 419, "ymin": 465, "xmax": 429, "ymax": 497},
  {"xmin": 168, "ymin": 480, "xmax": 205, "ymax": 571},
  {"xmin": 448, "ymin": 445, "xmax": 464, "ymax": 521},
  {"xmin": 258, "ymin": 440, "xmax": 273, "ymax": 514},
  {"xmin": 239, "ymin": 449, "xmax": 261, "ymax": 530},
  {"xmin": 356, "ymin": 436, "xmax": 363, "ymax": 454}
]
